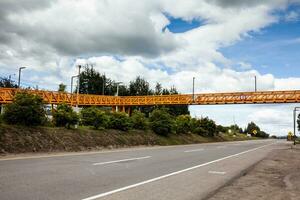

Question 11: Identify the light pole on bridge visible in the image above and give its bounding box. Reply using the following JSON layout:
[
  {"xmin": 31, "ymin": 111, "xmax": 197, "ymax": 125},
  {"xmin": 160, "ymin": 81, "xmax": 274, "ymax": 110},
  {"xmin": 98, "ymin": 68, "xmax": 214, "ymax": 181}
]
[{"xmin": 18, "ymin": 67, "xmax": 26, "ymax": 88}]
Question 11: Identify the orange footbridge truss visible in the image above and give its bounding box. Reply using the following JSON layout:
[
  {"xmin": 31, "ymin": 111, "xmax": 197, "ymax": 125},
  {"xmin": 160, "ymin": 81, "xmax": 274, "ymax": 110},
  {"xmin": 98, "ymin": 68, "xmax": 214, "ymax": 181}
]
[{"xmin": 1, "ymin": 88, "xmax": 300, "ymax": 107}]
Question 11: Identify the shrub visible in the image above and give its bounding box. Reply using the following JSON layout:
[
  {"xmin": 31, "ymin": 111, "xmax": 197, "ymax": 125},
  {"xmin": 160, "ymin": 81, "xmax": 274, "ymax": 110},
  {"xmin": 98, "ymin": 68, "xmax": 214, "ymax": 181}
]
[
  {"xmin": 3, "ymin": 93, "xmax": 46, "ymax": 126},
  {"xmin": 107, "ymin": 112, "xmax": 132, "ymax": 131},
  {"xmin": 190, "ymin": 117, "xmax": 217, "ymax": 137},
  {"xmin": 149, "ymin": 108, "xmax": 174, "ymax": 136},
  {"xmin": 80, "ymin": 107, "xmax": 108, "ymax": 129},
  {"xmin": 52, "ymin": 104, "xmax": 78, "ymax": 128},
  {"xmin": 130, "ymin": 110, "xmax": 148, "ymax": 130},
  {"xmin": 175, "ymin": 115, "xmax": 191, "ymax": 134}
]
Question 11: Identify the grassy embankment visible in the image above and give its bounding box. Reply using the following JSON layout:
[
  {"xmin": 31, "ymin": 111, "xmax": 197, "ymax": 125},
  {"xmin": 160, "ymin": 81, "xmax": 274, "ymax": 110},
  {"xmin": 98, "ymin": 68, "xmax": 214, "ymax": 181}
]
[{"xmin": 0, "ymin": 123, "xmax": 257, "ymax": 154}]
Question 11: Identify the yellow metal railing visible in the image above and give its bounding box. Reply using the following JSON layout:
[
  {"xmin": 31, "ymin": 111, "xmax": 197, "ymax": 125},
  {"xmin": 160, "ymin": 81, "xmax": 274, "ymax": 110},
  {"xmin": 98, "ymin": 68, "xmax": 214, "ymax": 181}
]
[{"xmin": 1, "ymin": 88, "xmax": 300, "ymax": 106}]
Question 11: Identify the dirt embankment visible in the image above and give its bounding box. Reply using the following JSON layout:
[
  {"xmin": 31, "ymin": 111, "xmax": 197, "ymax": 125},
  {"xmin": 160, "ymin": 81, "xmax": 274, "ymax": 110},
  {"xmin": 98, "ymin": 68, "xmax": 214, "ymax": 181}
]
[
  {"xmin": 0, "ymin": 124, "xmax": 252, "ymax": 154},
  {"xmin": 209, "ymin": 145, "xmax": 300, "ymax": 200}
]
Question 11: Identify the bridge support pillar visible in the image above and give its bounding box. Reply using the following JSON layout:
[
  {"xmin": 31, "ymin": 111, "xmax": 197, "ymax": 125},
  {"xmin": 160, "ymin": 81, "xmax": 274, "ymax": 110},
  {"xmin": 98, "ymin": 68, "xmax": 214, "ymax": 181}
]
[
  {"xmin": 112, "ymin": 106, "xmax": 116, "ymax": 112},
  {"xmin": 0, "ymin": 104, "xmax": 5, "ymax": 114},
  {"xmin": 127, "ymin": 106, "xmax": 131, "ymax": 116}
]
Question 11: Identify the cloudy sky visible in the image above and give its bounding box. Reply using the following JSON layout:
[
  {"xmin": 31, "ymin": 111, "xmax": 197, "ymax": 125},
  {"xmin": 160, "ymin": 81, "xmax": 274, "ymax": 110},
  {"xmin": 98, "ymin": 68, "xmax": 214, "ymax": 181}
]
[{"xmin": 1, "ymin": 0, "xmax": 300, "ymax": 136}]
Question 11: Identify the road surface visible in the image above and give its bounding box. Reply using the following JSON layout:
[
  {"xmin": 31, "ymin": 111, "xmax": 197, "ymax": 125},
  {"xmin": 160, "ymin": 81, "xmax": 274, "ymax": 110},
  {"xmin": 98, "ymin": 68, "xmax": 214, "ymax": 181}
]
[{"xmin": 0, "ymin": 140, "xmax": 285, "ymax": 200}]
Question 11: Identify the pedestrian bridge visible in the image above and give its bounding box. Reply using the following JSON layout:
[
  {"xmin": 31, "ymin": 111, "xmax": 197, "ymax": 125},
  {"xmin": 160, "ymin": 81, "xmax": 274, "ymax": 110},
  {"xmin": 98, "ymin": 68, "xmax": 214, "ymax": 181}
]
[{"xmin": 1, "ymin": 88, "xmax": 300, "ymax": 107}]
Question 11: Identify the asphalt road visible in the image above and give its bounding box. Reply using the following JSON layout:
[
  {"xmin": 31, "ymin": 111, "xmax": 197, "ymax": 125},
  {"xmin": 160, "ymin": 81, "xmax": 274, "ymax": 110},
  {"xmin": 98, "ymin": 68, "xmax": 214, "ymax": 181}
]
[{"xmin": 0, "ymin": 139, "xmax": 285, "ymax": 200}]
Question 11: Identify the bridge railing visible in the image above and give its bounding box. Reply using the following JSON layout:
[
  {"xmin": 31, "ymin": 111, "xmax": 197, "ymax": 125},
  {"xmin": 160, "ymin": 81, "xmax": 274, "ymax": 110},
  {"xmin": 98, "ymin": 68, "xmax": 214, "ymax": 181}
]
[{"xmin": 1, "ymin": 88, "xmax": 300, "ymax": 106}]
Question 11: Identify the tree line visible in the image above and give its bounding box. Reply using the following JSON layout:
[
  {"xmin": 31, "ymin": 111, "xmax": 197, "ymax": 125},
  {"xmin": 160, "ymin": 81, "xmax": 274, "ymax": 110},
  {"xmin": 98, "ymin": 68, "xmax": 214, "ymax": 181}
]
[
  {"xmin": 0, "ymin": 92, "xmax": 269, "ymax": 138},
  {"xmin": 66, "ymin": 64, "xmax": 189, "ymax": 116}
]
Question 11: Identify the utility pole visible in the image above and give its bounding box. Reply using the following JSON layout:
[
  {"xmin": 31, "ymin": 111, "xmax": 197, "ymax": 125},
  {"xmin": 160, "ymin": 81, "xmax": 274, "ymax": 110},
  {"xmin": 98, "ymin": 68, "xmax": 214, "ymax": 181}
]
[
  {"xmin": 18, "ymin": 67, "xmax": 26, "ymax": 88},
  {"xmin": 254, "ymin": 75, "xmax": 257, "ymax": 92},
  {"xmin": 192, "ymin": 77, "xmax": 195, "ymax": 103},
  {"xmin": 70, "ymin": 75, "xmax": 78, "ymax": 94},
  {"xmin": 76, "ymin": 65, "xmax": 81, "ymax": 111},
  {"xmin": 115, "ymin": 82, "xmax": 122, "ymax": 112}
]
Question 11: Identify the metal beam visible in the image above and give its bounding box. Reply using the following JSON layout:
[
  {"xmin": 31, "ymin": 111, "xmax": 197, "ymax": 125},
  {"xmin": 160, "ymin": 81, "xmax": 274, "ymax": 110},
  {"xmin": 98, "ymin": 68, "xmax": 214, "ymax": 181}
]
[{"xmin": 1, "ymin": 88, "xmax": 300, "ymax": 106}]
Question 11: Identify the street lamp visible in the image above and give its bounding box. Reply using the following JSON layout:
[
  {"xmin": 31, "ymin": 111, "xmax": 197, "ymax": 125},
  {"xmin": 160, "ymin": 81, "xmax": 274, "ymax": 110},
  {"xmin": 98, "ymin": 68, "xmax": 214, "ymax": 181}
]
[
  {"xmin": 76, "ymin": 65, "xmax": 81, "ymax": 111},
  {"xmin": 115, "ymin": 82, "xmax": 123, "ymax": 97},
  {"xmin": 192, "ymin": 77, "xmax": 195, "ymax": 103},
  {"xmin": 254, "ymin": 75, "xmax": 257, "ymax": 92},
  {"xmin": 18, "ymin": 67, "xmax": 26, "ymax": 88},
  {"xmin": 115, "ymin": 82, "xmax": 123, "ymax": 112},
  {"xmin": 70, "ymin": 75, "xmax": 78, "ymax": 94}
]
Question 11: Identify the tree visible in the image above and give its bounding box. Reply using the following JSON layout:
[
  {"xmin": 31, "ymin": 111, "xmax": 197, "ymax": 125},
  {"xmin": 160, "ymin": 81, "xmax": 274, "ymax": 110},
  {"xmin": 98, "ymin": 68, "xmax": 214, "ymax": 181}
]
[
  {"xmin": 107, "ymin": 112, "xmax": 132, "ymax": 131},
  {"xmin": 245, "ymin": 122, "xmax": 269, "ymax": 138},
  {"xmin": 190, "ymin": 117, "xmax": 217, "ymax": 137},
  {"xmin": 245, "ymin": 122, "xmax": 261, "ymax": 136},
  {"xmin": 131, "ymin": 110, "xmax": 148, "ymax": 130},
  {"xmin": 78, "ymin": 64, "xmax": 107, "ymax": 95},
  {"xmin": 175, "ymin": 115, "xmax": 191, "ymax": 134},
  {"xmin": 129, "ymin": 76, "xmax": 153, "ymax": 96},
  {"xmin": 155, "ymin": 82, "xmax": 162, "ymax": 95},
  {"xmin": 3, "ymin": 93, "xmax": 46, "ymax": 126},
  {"xmin": 80, "ymin": 107, "xmax": 108, "ymax": 129},
  {"xmin": 163, "ymin": 87, "xmax": 190, "ymax": 116},
  {"xmin": 52, "ymin": 104, "xmax": 79, "ymax": 128},
  {"xmin": 0, "ymin": 77, "xmax": 18, "ymax": 88},
  {"xmin": 58, "ymin": 83, "xmax": 67, "ymax": 92},
  {"xmin": 149, "ymin": 108, "xmax": 175, "ymax": 136},
  {"xmin": 297, "ymin": 114, "xmax": 300, "ymax": 132}
]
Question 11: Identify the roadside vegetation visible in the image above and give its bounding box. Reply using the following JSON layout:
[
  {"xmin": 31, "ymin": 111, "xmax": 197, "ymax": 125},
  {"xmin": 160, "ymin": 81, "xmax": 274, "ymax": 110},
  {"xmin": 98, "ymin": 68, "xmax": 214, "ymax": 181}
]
[{"xmin": 0, "ymin": 71, "xmax": 270, "ymax": 154}]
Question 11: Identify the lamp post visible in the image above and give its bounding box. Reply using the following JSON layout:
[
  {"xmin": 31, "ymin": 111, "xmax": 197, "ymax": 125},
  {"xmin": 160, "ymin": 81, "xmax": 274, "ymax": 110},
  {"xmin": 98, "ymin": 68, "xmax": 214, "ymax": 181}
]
[
  {"xmin": 70, "ymin": 75, "xmax": 78, "ymax": 94},
  {"xmin": 254, "ymin": 75, "xmax": 257, "ymax": 92},
  {"xmin": 115, "ymin": 82, "xmax": 123, "ymax": 112},
  {"xmin": 76, "ymin": 65, "xmax": 81, "ymax": 111},
  {"xmin": 192, "ymin": 77, "xmax": 195, "ymax": 103},
  {"xmin": 18, "ymin": 67, "xmax": 26, "ymax": 88}
]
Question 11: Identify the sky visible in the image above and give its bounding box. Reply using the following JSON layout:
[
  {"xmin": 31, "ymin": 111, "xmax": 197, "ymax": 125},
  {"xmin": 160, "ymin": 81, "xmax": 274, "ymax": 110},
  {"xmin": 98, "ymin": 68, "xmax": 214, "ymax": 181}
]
[{"xmin": 1, "ymin": 0, "xmax": 300, "ymax": 136}]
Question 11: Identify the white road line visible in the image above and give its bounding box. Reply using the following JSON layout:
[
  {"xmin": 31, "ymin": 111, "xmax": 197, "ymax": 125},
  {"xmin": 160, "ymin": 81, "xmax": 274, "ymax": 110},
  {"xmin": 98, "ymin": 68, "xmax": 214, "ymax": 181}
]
[
  {"xmin": 93, "ymin": 156, "xmax": 151, "ymax": 166},
  {"xmin": 0, "ymin": 140, "xmax": 269, "ymax": 161},
  {"xmin": 82, "ymin": 142, "xmax": 276, "ymax": 200},
  {"xmin": 184, "ymin": 148, "xmax": 204, "ymax": 153},
  {"xmin": 208, "ymin": 171, "xmax": 226, "ymax": 175}
]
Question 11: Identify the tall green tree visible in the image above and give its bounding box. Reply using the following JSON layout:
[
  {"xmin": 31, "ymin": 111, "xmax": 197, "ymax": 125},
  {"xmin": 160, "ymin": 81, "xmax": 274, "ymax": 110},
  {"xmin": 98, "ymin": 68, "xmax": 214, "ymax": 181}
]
[
  {"xmin": 164, "ymin": 87, "xmax": 189, "ymax": 116},
  {"xmin": 3, "ymin": 93, "xmax": 46, "ymax": 126},
  {"xmin": 58, "ymin": 83, "xmax": 67, "ymax": 92},
  {"xmin": 0, "ymin": 77, "xmax": 18, "ymax": 88},
  {"xmin": 245, "ymin": 122, "xmax": 261, "ymax": 136},
  {"xmin": 129, "ymin": 76, "xmax": 153, "ymax": 95},
  {"xmin": 155, "ymin": 82, "xmax": 162, "ymax": 95},
  {"xmin": 79, "ymin": 64, "xmax": 107, "ymax": 95}
]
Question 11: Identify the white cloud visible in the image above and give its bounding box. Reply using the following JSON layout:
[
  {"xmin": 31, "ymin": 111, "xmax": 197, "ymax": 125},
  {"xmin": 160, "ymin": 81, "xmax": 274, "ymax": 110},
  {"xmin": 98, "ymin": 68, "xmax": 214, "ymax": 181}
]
[
  {"xmin": 284, "ymin": 10, "xmax": 299, "ymax": 22},
  {"xmin": 1, "ymin": 0, "xmax": 299, "ymax": 135}
]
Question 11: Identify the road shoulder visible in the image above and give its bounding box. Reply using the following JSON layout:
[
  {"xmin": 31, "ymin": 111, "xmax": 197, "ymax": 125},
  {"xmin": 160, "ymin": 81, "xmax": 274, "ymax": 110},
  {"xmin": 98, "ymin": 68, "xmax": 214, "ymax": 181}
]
[{"xmin": 209, "ymin": 143, "xmax": 300, "ymax": 200}]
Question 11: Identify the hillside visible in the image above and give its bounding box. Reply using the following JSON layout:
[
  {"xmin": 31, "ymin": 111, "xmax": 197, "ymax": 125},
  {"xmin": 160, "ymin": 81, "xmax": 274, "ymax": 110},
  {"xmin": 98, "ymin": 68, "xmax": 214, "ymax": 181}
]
[{"xmin": 0, "ymin": 124, "xmax": 256, "ymax": 154}]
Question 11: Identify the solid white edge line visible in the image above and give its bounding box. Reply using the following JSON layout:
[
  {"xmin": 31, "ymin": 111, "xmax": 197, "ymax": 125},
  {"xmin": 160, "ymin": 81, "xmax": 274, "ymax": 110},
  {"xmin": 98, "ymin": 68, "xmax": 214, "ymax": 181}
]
[
  {"xmin": 82, "ymin": 142, "xmax": 277, "ymax": 200},
  {"xmin": 93, "ymin": 156, "xmax": 151, "ymax": 166},
  {"xmin": 184, "ymin": 148, "xmax": 204, "ymax": 153}
]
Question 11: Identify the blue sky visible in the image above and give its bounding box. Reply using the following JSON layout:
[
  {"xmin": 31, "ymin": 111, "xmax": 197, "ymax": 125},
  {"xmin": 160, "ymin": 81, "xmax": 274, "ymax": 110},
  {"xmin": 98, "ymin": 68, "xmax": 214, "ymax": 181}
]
[
  {"xmin": 1, "ymin": 0, "xmax": 300, "ymax": 135},
  {"xmin": 165, "ymin": 5, "xmax": 300, "ymax": 78},
  {"xmin": 221, "ymin": 19, "xmax": 300, "ymax": 78}
]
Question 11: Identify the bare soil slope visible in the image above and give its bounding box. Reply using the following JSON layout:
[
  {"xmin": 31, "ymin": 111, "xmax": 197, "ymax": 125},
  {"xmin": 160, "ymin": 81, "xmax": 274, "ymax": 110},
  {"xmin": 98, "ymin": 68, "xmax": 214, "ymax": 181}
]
[
  {"xmin": 209, "ymin": 145, "xmax": 300, "ymax": 200},
  {"xmin": 0, "ymin": 124, "xmax": 252, "ymax": 154}
]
